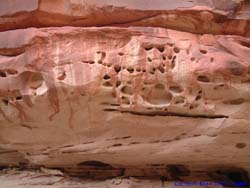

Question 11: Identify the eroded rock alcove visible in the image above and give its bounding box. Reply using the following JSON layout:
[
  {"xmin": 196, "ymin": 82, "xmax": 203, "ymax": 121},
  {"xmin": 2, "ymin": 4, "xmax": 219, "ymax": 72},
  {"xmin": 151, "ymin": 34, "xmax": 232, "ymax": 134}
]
[{"xmin": 0, "ymin": 0, "xmax": 250, "ymax": 187}]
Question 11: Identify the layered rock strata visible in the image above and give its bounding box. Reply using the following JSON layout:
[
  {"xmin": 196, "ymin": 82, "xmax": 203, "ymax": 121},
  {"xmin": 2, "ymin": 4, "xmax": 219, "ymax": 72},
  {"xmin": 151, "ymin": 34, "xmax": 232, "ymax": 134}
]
[
  {"xmin": 0, "ymin": 26, "xmax": 250, "ymax": 181},
  {"xmin": 0, "ymin": 0, "xmax": 250, "ymax": 36},
  {"xmin": 0, "ymin": 0, "xmax": 250, "ymax": 184}
]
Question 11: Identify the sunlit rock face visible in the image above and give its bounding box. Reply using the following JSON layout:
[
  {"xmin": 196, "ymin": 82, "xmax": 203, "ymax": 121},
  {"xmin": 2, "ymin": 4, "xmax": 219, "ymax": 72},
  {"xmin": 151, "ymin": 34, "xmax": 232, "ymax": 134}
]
[
  {"xmin": 0, "ymin": 0, "xmax": 250, "ymax": 182},
  {"xmin": 0, "ymin": 0, "xmax": 250, "ymax": 36}
]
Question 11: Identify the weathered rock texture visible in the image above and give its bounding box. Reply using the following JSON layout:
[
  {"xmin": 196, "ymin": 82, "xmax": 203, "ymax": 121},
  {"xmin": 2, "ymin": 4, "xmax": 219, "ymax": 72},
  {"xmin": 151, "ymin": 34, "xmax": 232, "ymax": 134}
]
[
  {"xmin": 0, "ymin": 0, "xmax": 250, "ymax": 185},
  {"xmin": 0, "ymin": 168, "xmax": 226, "ymax": 188},
  {"xmin": 0, "ymin": 0, "xmax": 250, "ymax": 36}
]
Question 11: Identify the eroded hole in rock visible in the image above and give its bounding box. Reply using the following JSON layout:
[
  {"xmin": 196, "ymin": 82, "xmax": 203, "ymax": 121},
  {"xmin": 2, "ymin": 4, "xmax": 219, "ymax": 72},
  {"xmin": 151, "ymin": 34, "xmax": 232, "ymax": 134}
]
[
  {"xmin": 223, "ymin": 98, "xmax": 245, "ymax": 105},
  {"xmin": 190, "ymin": 57, "xmax": 196, "ymax": 61},
  {"xmin": 111, "ymin": 143, "xmax": 122, "ymax": 147},
  {"xmin": 158, "ymin": 66, "xmax": 165, "ymax": 73},
  {"xmin": 103, "ymin": 81, "xmax": 112, "ymax": 87},
  {"xmin": 129, "ymin": 142, "xmax": 140, "ymax": 145},
  {"xmin": 0, "ymin": 48, "xmax": 25, "ymax": 57},
  {"xmin": 200, "ymin": 49, "xmax": 207, "ymax": 54},
  {"xmin": 114, "ymin": 65, "xmax": 121, "ymax": 73},
  {"xmin": 209, "ymin": 167, "xmax": 250, "ymax": 187},
  {"xmin": 214, "ymin": 84, "xmax": 226, "ymax": 90},
  {"xmin": 239, "ymin": 40, "xmax": 250, "ymax": 48},
  {"xmin": 0, "ymin": 70, "xmax": 7, "ymax": 77},
  {"xmin": 169, "ymin": 85, "xmax": 183, "ymax": 93},
  {"xmin": 136, "ymin": 67, "xmax": 141, "ymax": 72},
  {"xmin": 118, "ymin": 52, "xmax": 124, "ymax": 56},
  {"xmin": 175, "ymin": 96, "xmax": 185, "ymax": 104},
  {"xmin": 189, "ymin": 103, "xmax": 198, "ymax": 110},
  {"xmin": 121, "ymin": 86, "xmax": 133, "ymax": 95},
  {"xmin": 193, "ymin": 134, "xmax": 201, "ymax": 137},
  {"xmin": 174, "ymin": 47, "xmax": 180, "ymax": 53},
  {"xmin": 111, "ymin": 90, "xmax": 117, "ymax": 98},
  {"xmin": 145, "ymin": 46, "xmax": 153, "ymax": 51},
  {"xmin": 155, "ymin": 83, "xmax": 165, "ymax": 89},
  {"xmin": 127, "ymin": 67, "xmax": 134, "ymax": 73},
  {"xmin": 2, "ymin": 99, "xmax": 9, "ymax": 105},
  {"xmin": 171, "ymin": 56, "xmax": 176, "ymax": 68},
  {"xmin": 77, "ymin": 161, "xmax": 112, "ymax": 168},
  {"xmin": 121, "ymin": 96, "xmax": 130, "ymax": 104},
  {"xmin": 6, "ymin": 69, "xmax": 18, "ymax": 75},
  {"xmin": 57, "ymin": 72, "xmax": 66, "ymax": 80},
  {"xmin": 235, "ymin": 143, "xmax": 247, "ymax": 149},
  {"xmin": 82, "ymin": 60, "xmax": 95, "ymax": 64},
  {"xmin": 103, "ymin": 74, "xmax": 111, "ymax": 80},
  {"xmin": 167, "ymin": 164, "xmax": 191, "ymax": 179},
  {"xmin": 96, "ymin": 51, "xmax": 106, "ymax": 59},
  {"xmin": 149, "ymin": 68, "xmax": 156, "ymax": 74},
  {"xmin": 157, "ymin": 46, "xmax": 165, "ymax": 53},
  {"xmin": 162, "ymin": 55, "xmax": 166, "ymax": 60},
  {"xmin": 27, "ymin": 72, "xmax": 44, "ymax": 90},
  {"xmin": 195, "ymin": 95, "xmax": 202, "ymax": 101},
  {"xmin": 147, "ymin": 57, "xmax": 152, "ymax": 62},
  {"xmin": 147, "ymin": 84, "xmax": 172, "ymax": 105},
  {"xmin": 167, "ymin": 54, "xmax": 172, "ymax": 60},
  {"xmin": 116, "ymin": 81, "xmax": 121, "ymax": 88},
  {"xmin": 15, "ymin": 96, "xmax": 23, "ymax": 101},
  {"xmin": 227, "ymin": 61, "xmax": 245, "ymax": 76},
  {"xmin": 197, "ymin": 75, "xmax": 210, "ymax": 82}
]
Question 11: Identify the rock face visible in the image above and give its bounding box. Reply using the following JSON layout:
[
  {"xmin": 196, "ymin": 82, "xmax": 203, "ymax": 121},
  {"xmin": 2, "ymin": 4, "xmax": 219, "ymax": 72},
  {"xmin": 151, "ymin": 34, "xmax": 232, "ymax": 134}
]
[
  {"xmin": 1, "ymin": 0, "xmax": 250, "ymax": 36},
  {"xmin": 0, "ymin": 0, "xmax": 250, "ymax": 184},
  {"xmin": 0, "ymin": 168, "xmax": 226, "ymax": 188}
]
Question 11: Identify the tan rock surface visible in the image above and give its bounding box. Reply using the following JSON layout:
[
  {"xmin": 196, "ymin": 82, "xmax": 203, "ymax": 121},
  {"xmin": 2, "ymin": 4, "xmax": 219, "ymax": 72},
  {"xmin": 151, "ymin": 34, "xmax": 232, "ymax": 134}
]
[
  {"xmin": 0, "ymin": 27, "xmax": 250, "ymax": 182},
  {"xmin": 0, "ymin": 0, "xmax": 250, "ymax": 36},
  {"xmin": 0, "ymin": 169, "xmax": 225, "ymax": 188}
]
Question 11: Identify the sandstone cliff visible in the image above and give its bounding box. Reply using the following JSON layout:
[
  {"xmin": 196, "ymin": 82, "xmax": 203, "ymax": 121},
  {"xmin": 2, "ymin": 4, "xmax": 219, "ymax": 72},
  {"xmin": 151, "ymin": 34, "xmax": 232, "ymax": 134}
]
[{"xmin": 0, "ymin": 0, "xmax": 250, "ymax": 187}]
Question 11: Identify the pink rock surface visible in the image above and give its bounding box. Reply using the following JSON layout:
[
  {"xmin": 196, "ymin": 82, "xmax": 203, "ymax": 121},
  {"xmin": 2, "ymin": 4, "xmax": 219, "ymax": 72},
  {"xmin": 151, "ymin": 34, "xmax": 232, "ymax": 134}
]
[
  {"xmin": 1, "ymin": 0, "xmax": 250, "ymax": 183},
  {"xmin": 0, "ymin": 27, "xmax": 249, "ymax": 180},
  {"xmin": 0, "ymin": 0, "xmax": 250, "ymax": 36}
]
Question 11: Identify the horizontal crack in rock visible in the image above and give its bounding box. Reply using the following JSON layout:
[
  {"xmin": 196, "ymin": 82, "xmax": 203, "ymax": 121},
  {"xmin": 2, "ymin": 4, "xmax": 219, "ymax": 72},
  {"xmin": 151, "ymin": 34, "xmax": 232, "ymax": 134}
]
[{"xmin": 104, "ymin": 109, "xmax": 228, "ymax": 119}]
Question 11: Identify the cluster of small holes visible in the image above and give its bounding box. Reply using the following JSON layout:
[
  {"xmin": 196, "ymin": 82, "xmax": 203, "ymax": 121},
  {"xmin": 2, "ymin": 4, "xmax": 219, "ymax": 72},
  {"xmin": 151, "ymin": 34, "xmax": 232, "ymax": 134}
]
[
  {"xmin": 143, "ymin": 44, "xmax": 180, "ymax": 74},
  {"xmin": 96, "ymin": 44, "xmax": 182, "ymax": 81},
  {"xmin": 94, "ymin": 46, "xmax": 208, "ymax": 112}
]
